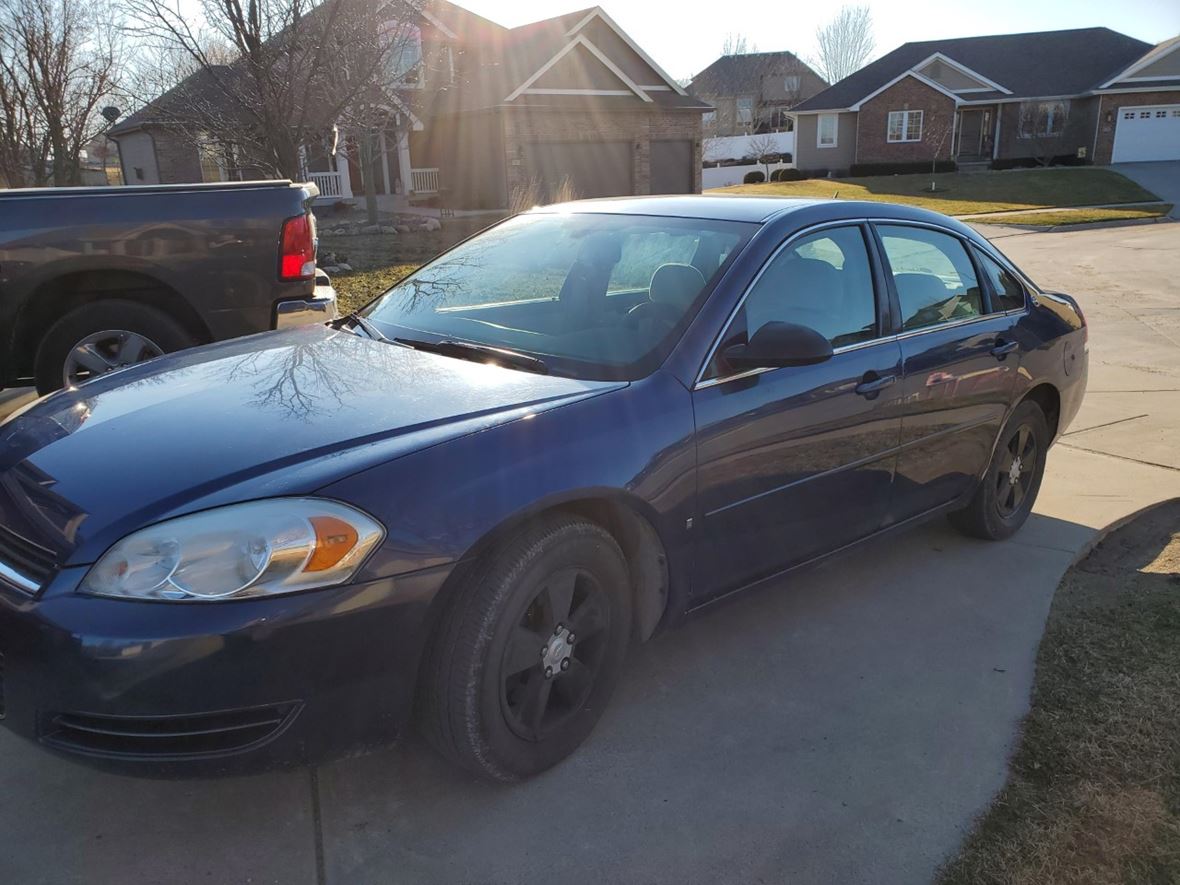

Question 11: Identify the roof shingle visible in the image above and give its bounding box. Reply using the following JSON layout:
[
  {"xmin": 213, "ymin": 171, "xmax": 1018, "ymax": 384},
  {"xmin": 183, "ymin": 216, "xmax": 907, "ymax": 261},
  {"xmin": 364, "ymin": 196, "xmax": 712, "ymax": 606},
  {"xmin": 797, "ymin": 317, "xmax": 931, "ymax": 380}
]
[{"xmin": 793, "ymin": 27, "xmax": 1154, "ymax": 112}]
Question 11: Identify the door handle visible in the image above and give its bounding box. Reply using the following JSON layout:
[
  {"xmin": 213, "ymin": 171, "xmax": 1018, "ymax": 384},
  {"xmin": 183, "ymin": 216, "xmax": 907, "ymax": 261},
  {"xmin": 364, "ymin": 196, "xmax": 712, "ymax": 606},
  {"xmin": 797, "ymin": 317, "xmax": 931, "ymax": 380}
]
[
  {"xmin": 855, "ymin": 373, "xmax": 896, "ymax": 396},
  {"xmin": 991, "ymin": 338, "xmax": 1019, "ymax": 358}
]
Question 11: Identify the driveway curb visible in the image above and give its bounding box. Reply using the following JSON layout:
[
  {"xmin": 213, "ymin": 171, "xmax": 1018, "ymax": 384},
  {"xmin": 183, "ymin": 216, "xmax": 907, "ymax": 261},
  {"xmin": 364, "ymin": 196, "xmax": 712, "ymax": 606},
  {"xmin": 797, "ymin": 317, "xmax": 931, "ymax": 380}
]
[{"xmin": 1065, "ymin": 496, "xmax": 1180, "ymax": 568}]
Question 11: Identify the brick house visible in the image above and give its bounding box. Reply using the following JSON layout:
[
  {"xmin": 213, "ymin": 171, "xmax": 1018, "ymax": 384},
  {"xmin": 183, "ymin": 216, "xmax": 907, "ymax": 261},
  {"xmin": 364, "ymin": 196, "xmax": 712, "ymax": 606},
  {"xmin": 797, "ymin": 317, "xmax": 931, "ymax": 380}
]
[
  {"xmin": 790, "ymin": 28, "xmax": 1180, "ymax": 177},
  {"xmin": 109, "ymin": 3, "xmax": 709, "ymax": 208},
  {"xmin": 687, "ymin": 51, "xmax": 826, "ymax": 137}
]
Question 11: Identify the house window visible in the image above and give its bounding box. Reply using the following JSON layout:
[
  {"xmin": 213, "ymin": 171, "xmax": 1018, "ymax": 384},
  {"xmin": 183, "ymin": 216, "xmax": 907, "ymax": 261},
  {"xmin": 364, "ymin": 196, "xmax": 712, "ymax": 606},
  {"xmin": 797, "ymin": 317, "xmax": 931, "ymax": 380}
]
[
  {"xmin": 887, "ymin": 110, "xmax": 923, "ymax": 142},
  {"xmin": 736, "ymin": 97, "xmax": 754, "ymax": 125},
  {"xmin": 1018, "ymin": 101, "xmax": 1068, "ymax": 138},
  {"xmin": 384, "ymin": 22, "xmax": 422, "ymax": 86},
  {"xmin": 817, "ymin": 113, "xmax": 838, "ymax": 148},
  {"xmin": 784, "ymin": 75, "xmax": 800, "ymax": 93}
]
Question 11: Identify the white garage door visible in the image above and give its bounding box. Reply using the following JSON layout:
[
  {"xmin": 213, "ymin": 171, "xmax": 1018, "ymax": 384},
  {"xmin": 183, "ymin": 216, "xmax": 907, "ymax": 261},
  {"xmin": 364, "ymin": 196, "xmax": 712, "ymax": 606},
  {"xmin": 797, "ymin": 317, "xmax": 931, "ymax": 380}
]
[{"xmin": 1112, "ymin": 105, "xmax": 1180, "ymax": 163}]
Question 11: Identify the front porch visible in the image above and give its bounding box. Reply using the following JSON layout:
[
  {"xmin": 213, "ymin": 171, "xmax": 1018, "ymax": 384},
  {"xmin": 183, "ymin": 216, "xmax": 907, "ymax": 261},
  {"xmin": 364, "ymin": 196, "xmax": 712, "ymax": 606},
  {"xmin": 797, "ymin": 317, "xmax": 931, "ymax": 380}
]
[{"xmin": 301, "ymin": 124, "xmax": 441, "ymax": 207}]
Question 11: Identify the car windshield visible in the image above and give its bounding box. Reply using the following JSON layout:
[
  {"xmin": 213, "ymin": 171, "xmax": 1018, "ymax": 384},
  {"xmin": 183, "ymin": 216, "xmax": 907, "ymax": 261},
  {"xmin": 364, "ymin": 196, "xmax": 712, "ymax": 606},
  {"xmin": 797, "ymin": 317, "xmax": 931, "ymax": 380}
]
[{"xmin": 361, "ymin": 213, "xmax": 755, "ymax": 380}]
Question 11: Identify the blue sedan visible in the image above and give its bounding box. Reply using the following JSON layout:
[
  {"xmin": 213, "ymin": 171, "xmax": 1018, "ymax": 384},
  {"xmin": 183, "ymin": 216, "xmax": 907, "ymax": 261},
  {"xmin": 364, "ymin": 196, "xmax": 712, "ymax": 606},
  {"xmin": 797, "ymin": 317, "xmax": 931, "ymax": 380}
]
[{"xmin": 0, "ymin": 197, "xmax": 1087, "ymax": 779}]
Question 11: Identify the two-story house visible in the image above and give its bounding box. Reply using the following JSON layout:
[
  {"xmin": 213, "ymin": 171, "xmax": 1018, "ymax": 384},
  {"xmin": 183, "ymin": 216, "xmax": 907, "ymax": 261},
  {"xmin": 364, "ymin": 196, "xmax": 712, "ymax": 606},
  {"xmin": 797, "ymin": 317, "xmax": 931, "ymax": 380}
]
[
  {"xmin": 688, "ymin": 51, "xmax": 827, "ymax": 136},
  {"xmin": 110, "ymin": 3, "xmax": 710, "ymax": 208}
]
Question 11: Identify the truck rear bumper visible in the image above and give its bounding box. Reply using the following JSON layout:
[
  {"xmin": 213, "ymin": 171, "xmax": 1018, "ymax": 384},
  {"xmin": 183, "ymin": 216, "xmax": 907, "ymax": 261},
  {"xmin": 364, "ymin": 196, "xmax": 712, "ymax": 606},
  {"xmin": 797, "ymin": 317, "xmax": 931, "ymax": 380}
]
[{"xmin": 274, "ymin": 272, "xmax": 339, "ymax": 329}]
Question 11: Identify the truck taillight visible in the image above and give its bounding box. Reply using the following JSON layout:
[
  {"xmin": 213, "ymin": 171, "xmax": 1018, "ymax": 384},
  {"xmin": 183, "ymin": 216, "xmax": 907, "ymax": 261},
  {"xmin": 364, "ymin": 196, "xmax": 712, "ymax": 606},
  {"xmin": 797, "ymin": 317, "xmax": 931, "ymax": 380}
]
[{"xmin": 279, "ymin": 213, "xmax": 316, "ymax": 281}]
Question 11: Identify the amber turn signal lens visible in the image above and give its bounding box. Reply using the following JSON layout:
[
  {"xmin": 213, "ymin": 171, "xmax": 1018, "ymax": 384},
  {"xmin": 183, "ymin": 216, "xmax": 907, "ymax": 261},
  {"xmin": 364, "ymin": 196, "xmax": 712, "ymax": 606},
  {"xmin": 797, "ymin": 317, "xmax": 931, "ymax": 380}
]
[{"xmin": 306, "ymin": 516, "xmax": 360, "ymax": 572}]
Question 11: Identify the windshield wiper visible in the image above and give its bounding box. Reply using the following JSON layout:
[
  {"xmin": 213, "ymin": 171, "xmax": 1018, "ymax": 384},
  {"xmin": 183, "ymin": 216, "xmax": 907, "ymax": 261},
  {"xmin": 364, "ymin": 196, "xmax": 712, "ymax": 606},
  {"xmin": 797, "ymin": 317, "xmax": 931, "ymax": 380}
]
[
  {"xmin": 394, "ymin": 336, "xmax": 549, "ymax": 375},
  {"xmin": 346, "ymin": 314, "xmax": 392, "ymax": 344}
]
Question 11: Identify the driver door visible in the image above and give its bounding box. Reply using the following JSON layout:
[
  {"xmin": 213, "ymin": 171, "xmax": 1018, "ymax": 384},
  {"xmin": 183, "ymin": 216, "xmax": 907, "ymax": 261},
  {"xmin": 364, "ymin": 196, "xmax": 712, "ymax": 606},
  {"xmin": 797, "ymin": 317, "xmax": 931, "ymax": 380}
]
[{"xmin": 690, "ymin": 224, "xmax": 903, "ymax": 600}]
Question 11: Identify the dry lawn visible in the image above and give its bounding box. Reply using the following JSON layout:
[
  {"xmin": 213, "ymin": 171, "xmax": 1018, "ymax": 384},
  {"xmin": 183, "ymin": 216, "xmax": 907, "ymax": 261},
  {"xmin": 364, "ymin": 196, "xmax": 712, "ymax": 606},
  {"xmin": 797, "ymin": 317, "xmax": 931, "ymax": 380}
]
[
  {"xmin": 711, "ymin": 168, "xmax": 1160, "ymax": 217},
  {"xmin": 940, "ymin": 499, "xmax": 1180, "ymax": 884}
]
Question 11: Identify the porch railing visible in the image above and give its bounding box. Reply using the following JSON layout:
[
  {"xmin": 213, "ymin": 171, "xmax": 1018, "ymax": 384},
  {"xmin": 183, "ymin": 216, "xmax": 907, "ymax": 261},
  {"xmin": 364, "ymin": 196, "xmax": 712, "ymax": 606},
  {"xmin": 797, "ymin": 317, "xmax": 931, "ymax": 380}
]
[
  {"xmin": 411, "ymin": 167, "xmax": 440, "ymax": 195},
  {"xmin": 308, "ymin": 170, "xmax": 344, "ymax": 198}
]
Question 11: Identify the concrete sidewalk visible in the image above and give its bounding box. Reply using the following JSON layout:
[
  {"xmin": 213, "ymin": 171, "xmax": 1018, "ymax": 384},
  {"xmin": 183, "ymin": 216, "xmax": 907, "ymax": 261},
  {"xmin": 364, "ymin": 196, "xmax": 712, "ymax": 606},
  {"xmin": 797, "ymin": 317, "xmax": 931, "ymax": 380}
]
[{"xmin": 1, "ymin": 223, "xmax": 1178, "ymax": 885}]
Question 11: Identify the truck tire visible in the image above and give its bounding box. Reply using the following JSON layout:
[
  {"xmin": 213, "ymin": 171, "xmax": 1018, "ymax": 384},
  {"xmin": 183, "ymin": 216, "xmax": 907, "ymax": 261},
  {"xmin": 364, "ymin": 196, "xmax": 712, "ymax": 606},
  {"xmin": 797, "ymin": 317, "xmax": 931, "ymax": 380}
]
[{"xmin": 34, "ymin": 299, "xmax": 198, "ymax": 394}]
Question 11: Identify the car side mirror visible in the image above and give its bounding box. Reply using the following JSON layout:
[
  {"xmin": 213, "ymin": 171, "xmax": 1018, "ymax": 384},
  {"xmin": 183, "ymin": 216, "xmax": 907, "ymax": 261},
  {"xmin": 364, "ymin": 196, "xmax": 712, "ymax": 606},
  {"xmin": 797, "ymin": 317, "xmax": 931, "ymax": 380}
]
[{"xmin": 723, "ymin": 321, "xmax": 834, "ymax": 369}]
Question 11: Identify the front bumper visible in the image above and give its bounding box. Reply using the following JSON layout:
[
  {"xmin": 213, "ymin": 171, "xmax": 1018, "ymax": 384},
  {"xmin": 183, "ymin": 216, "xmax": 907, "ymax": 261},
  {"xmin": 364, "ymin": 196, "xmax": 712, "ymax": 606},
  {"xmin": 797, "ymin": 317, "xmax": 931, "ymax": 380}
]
[
  {"xmin": 273, "ymin": 271, "xmax": 339, "ymax": 329},
  {"xmin": 0, "ymin": 561, "xmax": 451, "ymax": 777}
]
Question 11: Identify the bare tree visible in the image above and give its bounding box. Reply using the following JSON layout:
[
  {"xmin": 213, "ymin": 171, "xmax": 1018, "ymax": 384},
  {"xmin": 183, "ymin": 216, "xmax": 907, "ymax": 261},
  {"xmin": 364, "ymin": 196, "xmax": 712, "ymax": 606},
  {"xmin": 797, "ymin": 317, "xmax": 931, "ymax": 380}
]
[
  {"xmin": 0, "ymin": 0, "xmax": 123, "ymax": 187},
  {"xmin": 813, "ymin": 5, "xmax": 874, "ymax": 85},
  {"xmin": 121, "ymin": 0, "xmax": 422, "ymax": 181},
  {"xmin": 922, "ymin": 106, "xmax": 956, "ymax": 192},
  {"xmin": 120, "ymin": 39, "xmax": 237, "ymax": 116},
  {"xmin": 721, "ymin": 33, "xmax": 758, "ymax": 56},
  {"xmin": 746, "ymin": 132, "xmax": 779, "ymax": 181}
]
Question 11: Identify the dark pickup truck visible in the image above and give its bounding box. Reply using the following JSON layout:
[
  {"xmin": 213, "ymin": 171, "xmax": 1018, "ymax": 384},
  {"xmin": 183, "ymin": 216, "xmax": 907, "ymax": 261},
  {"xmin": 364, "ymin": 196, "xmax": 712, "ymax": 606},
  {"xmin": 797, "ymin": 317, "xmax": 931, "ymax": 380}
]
[{"xmin": 0, "ymin": 180, "xmax": 337, "ymax": 393}]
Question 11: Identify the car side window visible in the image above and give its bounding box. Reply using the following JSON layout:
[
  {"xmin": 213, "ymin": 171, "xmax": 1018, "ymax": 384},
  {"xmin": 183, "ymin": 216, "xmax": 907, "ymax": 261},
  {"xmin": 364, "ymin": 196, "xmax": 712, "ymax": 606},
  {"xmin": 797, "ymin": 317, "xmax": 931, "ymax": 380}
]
[
  {"xmin": 974, "ymin": 248, "xmax": 1027, "ymax": 312},
  {"xmin": 738, "ymin": 225, "xmax": 877, "ymax": 350},
  {"xmin": 877, "ymin": 225, "xmax": 983, "ymax": 331}
]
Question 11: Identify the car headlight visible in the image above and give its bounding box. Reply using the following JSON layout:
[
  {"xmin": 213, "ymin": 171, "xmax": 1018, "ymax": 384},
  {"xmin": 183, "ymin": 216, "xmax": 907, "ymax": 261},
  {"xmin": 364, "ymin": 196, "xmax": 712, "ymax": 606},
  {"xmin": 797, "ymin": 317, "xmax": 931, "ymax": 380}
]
[{"xmin": 80, "ymin": 499, "xmax": 385, "ymax": 602}]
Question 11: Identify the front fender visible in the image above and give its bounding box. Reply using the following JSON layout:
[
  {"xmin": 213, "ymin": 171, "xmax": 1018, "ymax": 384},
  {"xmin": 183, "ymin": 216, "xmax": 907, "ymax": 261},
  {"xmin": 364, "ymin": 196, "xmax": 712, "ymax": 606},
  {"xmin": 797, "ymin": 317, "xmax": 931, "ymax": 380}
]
[{"xmin": 318, "ymin": 371, "xmax": 698, "ymax": 606}]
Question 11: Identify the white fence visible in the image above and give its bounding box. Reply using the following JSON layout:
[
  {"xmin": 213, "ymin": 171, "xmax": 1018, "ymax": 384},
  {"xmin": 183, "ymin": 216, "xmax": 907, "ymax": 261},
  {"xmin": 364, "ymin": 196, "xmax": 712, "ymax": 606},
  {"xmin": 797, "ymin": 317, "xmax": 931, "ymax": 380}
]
[
  {"xmin": 703, "ymin": 162, "xmax": 793, "ymax": 189},
  {"xmin": 309, "ymin": 171, "xmax": 345, "ymax": 198},
  {"xmin": 411, "ymin": 167, "xmax": 440, "ymax": 195},
  {"xmin": 703, "ymin": 130, "xmax": 795, "ymax": 163}
]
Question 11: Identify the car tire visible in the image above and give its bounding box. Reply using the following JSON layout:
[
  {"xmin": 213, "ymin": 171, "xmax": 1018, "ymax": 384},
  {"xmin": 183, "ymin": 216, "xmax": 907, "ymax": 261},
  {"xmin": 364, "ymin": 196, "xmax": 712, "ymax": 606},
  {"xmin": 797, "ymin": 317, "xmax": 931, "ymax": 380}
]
[
  {"xmin": 34, "ymin": 299, "xmax": 198, "ymax": 394},
  {"xmin": 949, "ymin": 400, "xmax": 1050, "ymax": 541},
  {"xmin": 418, "ymin": 515, "xmax": 632, "ymax": 781}
]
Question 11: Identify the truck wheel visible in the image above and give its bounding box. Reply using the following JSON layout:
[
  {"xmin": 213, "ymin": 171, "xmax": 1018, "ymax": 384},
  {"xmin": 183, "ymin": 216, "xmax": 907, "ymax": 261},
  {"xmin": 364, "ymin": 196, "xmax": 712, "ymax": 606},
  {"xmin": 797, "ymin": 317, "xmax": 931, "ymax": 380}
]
[
  {"xmin": 34, "ymin": 300, "xmax": 198, "ymax": 394},
  {"xmin": 418, "ymin": 515, "xmax": 632, "ymax": 781}
]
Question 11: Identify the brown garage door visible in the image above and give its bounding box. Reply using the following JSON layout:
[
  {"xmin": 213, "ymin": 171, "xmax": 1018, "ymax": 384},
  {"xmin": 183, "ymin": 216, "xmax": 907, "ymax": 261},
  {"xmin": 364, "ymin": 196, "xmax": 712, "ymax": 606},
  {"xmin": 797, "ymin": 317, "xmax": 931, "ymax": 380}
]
[
  {"xmin": 525, "ymin": 141, "xmax": 633, "ymax": 202},
  {"xmin": 650, "ymin": 140, "xmax": 694, "ymax": 194}
]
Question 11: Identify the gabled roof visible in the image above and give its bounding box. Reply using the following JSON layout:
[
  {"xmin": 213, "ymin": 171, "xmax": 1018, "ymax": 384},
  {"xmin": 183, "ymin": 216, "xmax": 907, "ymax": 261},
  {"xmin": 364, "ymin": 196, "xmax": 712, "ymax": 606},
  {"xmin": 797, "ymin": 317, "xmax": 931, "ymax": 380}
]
[
  {"xmin": 1099, "ymin": 34, "xmax": 1180, "ymax": 89},
  {"xmin": 688, "ymin": 51, "xmax": 826, "ymax": 101},
  {"xmin": 793, "ymin": 27, "xmax": 1153, "ymax": 112},
  {"xmin": 113, "ymin": 1, "xmax": 707, "ymax": 135},
  {"xmin": 431, "ymin": 4, "xmax": 708, "ymax": 114},
  {"xmin": 109, "ymin": 65, "xmax": 244, "ymax": 135}
]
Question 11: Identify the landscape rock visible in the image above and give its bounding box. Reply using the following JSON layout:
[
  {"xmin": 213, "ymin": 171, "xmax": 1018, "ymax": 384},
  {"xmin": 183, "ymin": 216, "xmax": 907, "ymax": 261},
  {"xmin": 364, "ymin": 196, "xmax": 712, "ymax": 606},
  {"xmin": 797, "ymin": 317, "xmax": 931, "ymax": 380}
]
[
  {"xmin": 361, "ymin": 224, "xmax": 382, "ymax": 234},
  {"xmin": 379, "ymin": 225, "xmax": 398, "ymax": 235},
  {"xmin": 423, "ymin": 218, "xmax": 442, "ymax": 231}
]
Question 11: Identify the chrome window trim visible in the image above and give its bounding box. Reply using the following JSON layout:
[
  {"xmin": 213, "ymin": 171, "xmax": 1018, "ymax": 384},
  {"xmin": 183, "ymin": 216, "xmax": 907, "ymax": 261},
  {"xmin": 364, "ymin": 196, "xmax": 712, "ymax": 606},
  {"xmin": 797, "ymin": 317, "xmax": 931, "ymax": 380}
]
[
  {"xmin": 0, "ymin": 559, "xmax": 40, "ymax": 595},
  {"xmin": 693, "ymin": 217, "xmax": 1035, "ymax": 392}
]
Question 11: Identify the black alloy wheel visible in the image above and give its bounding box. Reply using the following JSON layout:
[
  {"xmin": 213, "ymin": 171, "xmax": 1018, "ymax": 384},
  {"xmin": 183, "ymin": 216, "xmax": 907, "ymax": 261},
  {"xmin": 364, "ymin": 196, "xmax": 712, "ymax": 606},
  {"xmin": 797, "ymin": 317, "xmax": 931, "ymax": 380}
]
[
  {"xmin": 500, "ymin": 567, "xmax": 610, "ymax": 742},
  {"xmin": 949, "ymin": 399, "xmax": 1049, "ymax": 541},
  {"xmin": 994, "ymin": 422, "xmax": 1038, "ymax": 519},
  {"xmin": 419, "ymin": 515, "xmax": 631, "ymax": 780}
]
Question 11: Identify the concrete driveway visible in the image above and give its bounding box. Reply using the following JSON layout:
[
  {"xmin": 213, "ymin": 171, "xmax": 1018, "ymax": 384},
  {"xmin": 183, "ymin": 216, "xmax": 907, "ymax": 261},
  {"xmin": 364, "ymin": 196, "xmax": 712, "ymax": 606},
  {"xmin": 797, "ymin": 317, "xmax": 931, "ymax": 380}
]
[
  {"xmin": 2, "ymin": 222, "xmax": 1179, "ymax": 885},
  {"xmin": 1111, "ymin": 161, "xmax": 1180, "ymax": 218}
]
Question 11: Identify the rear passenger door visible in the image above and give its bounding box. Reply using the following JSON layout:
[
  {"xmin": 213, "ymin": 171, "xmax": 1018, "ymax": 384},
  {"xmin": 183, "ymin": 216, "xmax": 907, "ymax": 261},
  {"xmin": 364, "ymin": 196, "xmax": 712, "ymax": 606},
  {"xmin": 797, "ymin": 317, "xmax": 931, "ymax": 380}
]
[
  {"xmin": 874, "ymin": 223, "xmax": 1023, "ymax": 522},
  {"xmin": 692, "ymin": 224, "xmax": 903, "ymax": 598}
]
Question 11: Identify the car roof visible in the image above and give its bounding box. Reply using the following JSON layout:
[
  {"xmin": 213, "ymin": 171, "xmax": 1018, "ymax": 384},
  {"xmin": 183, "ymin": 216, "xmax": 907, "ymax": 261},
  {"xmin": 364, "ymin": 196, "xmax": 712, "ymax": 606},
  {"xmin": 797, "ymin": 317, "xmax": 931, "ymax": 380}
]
[
  {"xmin": 529, "ymin": 195, "xmax": 830, "ymax": 223},
  {"xmin": 528, "ymin": 194, "xmax": 979, "ymax": 240}
]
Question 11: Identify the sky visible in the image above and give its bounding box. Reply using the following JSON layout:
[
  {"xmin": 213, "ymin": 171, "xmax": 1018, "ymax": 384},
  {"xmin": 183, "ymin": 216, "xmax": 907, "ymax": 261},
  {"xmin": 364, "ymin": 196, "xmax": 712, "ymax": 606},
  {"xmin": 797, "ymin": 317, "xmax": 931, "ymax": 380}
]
[{"xmin": 457, "ymin": 0, "xmax": 1180, "ymax": 82}]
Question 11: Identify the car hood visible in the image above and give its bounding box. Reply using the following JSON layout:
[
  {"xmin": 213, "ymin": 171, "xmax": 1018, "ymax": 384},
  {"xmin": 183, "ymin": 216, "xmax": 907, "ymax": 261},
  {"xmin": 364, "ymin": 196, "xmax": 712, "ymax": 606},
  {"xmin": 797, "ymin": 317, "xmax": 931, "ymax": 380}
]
[{"xmin": 0, "ymin": 325, "xmax": 621, "ymax": 567}]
